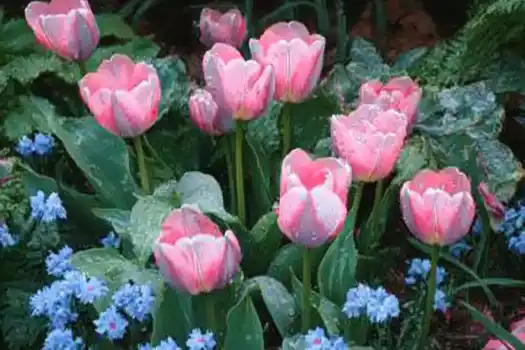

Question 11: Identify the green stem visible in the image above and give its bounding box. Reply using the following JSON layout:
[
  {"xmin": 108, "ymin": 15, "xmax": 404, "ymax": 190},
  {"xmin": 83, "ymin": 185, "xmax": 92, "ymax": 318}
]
[
  {"xmin": 224, "ymin": 135, "xmax": 236, "ymax": 215},
  {"xmin": 366, "ymin": 179, "xmax": 385, "ymax": 248},
  {"xmin": 133, "ymin": 136, "xmax": 150, "ymax": 194},
  {"xmin": 235, "ymin": 122, "xmax": 246, "ymax": 225},
  {"xmin": 205, "ymin": 294, "xmax": 218, "ymax": 332},
  {"xmin": 350, "ymin": 182, "xmax": 364, "ymax": 219},
  {"xmin": 419, "ymin": 244, "xmax": 440, "ymax": 349},
  {"xmin": 301, "ymin": 247, "xmax": 312, "ymax": 332},
  {"xmin": 281, "ymin": 103, "xmax": 293, "ymax": 158},
  {"xmin": 77, "ymin": 61, "xmax": 88, "ymax": 77}
]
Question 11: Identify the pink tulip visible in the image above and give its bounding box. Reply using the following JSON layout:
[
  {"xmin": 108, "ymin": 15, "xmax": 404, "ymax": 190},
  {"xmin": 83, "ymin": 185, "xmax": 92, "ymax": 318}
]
[
  {"xmin": 203, "ymin": 43, "xmax": 275, "ymax": 121},
  {"xmin": 483, "ymin": 320, "xmax": 525, "ymax": 350},
  {"xmin": 154, "ymin": 205, "xmax": 242, "ymax": 295},
  {"xmin": 331, "ymin": 104, "xmax": 408, "ymax": 182},
  {"xmin": 25, "ymin": 0, "xmax": 99, "ymax": 61},
  {"xmin": 199, "ymin": 8, "xmax": 246, "ymax": 48},
  {"xmin": 277, "ymin": 148, "xmax": 352, "ymax": 248},
  {"xmin": 359, "ymin": 77, "xmax": 422, "ymax": 127},
  {"xmin": 249, "ymin": 21, "xmax": 325, "ymax": 103},
  {"xmin": 78, "ymin": 54, "xmax": 161, "ymax": 138},
  {"xmin": 478, "ymin": 182, "xmax": 505, "ymax": 219},
  {"xmin": 188, "ymin": 88, "xmax": 233, "ymax": 135},
  {"xmin": 400, "ymin": 167, "xmax": 476, "ymax": 246}
]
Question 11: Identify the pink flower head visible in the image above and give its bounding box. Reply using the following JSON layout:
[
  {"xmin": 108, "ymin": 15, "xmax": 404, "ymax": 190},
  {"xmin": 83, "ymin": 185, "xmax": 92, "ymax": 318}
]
[
  {"xmin": 25, "ymin": 0, "xmax": 99, "ymax": 61},
  {"xmin": 483, "ymin": 319, "xmax": 525, "ymax": 350},
  {"xmin": 400, "ymin": 167, "xmax": 476, "ymax": 246},
  {"xmin": 331, "ymin": 104, "xmax": 408, "ymax": 182},
  {"xmin": 78, "ymin": 54, "xmax": 161, "ymax": 138},
  {"xmin": 249, "ymin": 21, "xmax": 325, "ymax": 103},
  {"xmin": 478, "ymin": 182, "xmax": 505, "ymax": 219},
  {"xmin": 203, "ymin": 43, "xmax": 275, "ymax": 121},
  {"xmin": 188, "ymin": 88, "xmax": 233, "ymax": 135},
  {"xmin": 359, "ymin": 77, "xmax": 422, "ymax": 127},
  {"xmin": 154, "ymin": 205, "xmax": 242, "ymax": 295},
  {"xmin": 278, "ymin": 148, "xmax": 352, "ymax": 248},
  {"xmin": 199, "ymin": 8, "xmax": 246, "ymax": 48}
]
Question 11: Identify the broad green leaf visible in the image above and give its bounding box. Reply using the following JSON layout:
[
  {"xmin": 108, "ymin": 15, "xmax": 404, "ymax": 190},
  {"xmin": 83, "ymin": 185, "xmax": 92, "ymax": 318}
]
[
  {"xmin": 224, "ymin": 296, "xmax": 264, "ymax": 350},
  {"xmin": 392, "ymin": 47, "xmax": 428, "ymax": 71},
  {"xmin": 349, "ymin": 37, "xmax": 384, "ymax": 67},
  {"xmin": 151, "ymin": 285, "xmax": 193, "ymax": 346},
  {"xmin": 395, "ymin": 135, "xmax": 430, "ymax": 182},
  {"xmin": 0, "ymin": 18, "xmax": 35, "ymax": 54},
  {"xmin": 245, "ymin": 137, "xmax": 273, "ymax": 219},
  {"xmin": 86, "ymin": 38, "xmax": 160, "ymax": 71},
  {"xmin": 245, "ymin": 101, "xmax": 281, "ymax": 156},
  {"xmin": 248, "ymin": 276, "xmax": 298, "ymax": 337},
  {"xmin": 92, "ymin": 208, "xmax": 131, "ymax": 236},
  {"xmin": 71, "ymin": 248, "xmax": 161, "ymax": 311},
  {"xmin": 96, "ymin": 13, "xmax": 135, "ymax": 39},
  {"xmin": 313, "ymin": 137, "xmax": 332, "ymax": 157},
  {"xmin": 25, "ymin": 96, "xmax": 138, "ymax": 209}
]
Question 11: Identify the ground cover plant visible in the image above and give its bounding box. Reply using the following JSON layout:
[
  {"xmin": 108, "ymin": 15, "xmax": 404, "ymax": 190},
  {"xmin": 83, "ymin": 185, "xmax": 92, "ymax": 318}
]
[{"xmin": 1, "ymin": 0, "xmax": 525, "ymax": 349}]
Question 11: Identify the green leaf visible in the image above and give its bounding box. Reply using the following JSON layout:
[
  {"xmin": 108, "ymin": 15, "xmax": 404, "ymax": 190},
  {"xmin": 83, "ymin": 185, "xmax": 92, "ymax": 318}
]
[
  {"xmin": 317, "ymin": 211, "xmax": 358, "ymax": 306},
  {"xmin": 71, "ymin": 248, "xmax": 161, "ymax": 311},
  {"xmin": 392, "ymin": 47, "xmax": 428, "ymax": 71},
  {"xmin": 26, "ymin": 96, "xmax": 138, "ymax": 209},
  {"xmin": 290, "ymin": 273, "xmax": 342, "ymax": 335},
  {"xmin": 1, "ymin": 52, "xmax": 77, "ymax": 85},
  {"xmin": 245, "ymin": 137, "xmax": 273, "ymax": 219},
  {"xmin": 0, "ymin": 18, "xmax": 36, "ymax": 54},
  {"xmin": 224, "ymin": 296, "xmax": 265, "ymax": 350},
  {"xmin": 92, "ymin": 208, "xmax": 131, "ymax": 236},
  {"xmin": 248, "ymin": 276, "xmax": 298, "ymax": 337},
  {"xmin": 96, "ymin": 13, "xmax": 135, "ymax": 39},
  {"xmin": 313, "ymin": 137, "xmax": 332, "ymax": 157},
  {"xmin": 395, "ymin": 135, "xmax": 430, "ymax": 182},
  {"xmin": 349, "ymin": 37, "xmax": 384, "ymax": 68},
  {"xmin": 241, "ymin": 212, "xmax": 282, "ymax": 276},
  {"xmin": 86, "ymin": 38, "xmax": 160, "ymax": 71},
  {"xmin": 451, "ymin": 278, "xmax": 525, "ymax": 295},
  {"xmin": 459, "ymin": 301, "xmax": 525, "ymax": 350},
  {"xmin": 151, "ymin": 285, "xmax": 193, "ymax": 346},
  {"xmin": 245, "ymin": 101, "xmax": 281, "ymax": 156},
  {"xmin": 147, "ymin": 56, "xmax": 189, "ymax": 119}
]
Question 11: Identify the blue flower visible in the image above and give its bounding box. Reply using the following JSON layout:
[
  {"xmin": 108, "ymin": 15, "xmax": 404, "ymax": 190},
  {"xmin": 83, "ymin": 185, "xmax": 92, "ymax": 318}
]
[
  {"xmin": 112, "ymin": 283, "xmax": 155, "ymax": 322},
  {"xmin": 43, "ymin": 328, "xmax": 83, "ymax": 350},
  {"xmin": 433, "ymin": 289, "xmax": 449, "ymax": 313},
  {"xmin": 32, "ymin": 132, "xmax": 55, "ymax": 156},
  {"xmin": 342, "ymin": 284, "xmax": 371, "ymax": 318},
  {"xmin": 305, "ymin": 328, "xmax": 332, "ymax": 349},
  {"xmin": 101, "ymin": 231, "xmax": 121, "ymax": 249},
  {"xmin": 63, "ymin": 270, "xmax": 108, "ymax": 304},
  {"xmin": 330, "ymin": 337, "xmax": 348, "ymax": 350},
  {"xmin": 30, "ymin": 280, "xmax": 78, "ymax": 329},
  {"xmin": 138, "ymin": 344, "xmax": 153, "ymax": 350},
  {"xmin": 155, "ymin": 337, "xmax": 181, "ymax": 350},
  {"xmin": 30, "ymin": 191, "xmax": 67, "ymax": 223},
  {"xmin": 405, "ymin": 258, "xmax": 447, "ymax": 286},
  {"xmin": 186, "ymin": 329, "xmax": 216, "ymax": 350},
  {"xmin": 508, "ymin": 233, "xmax": 525, "ymax": 254},
  {"xmin": 46, "ymin": 246, "xmax": 74, "ymax": 277},
  {"xmin": 16, "ymin": 135, "xmax": 34, "ymax": 156},
  {"xmin": 449, "ymin": 241, "xmax": 472, "ymax": 258},
  {"xmin": 365, "ymin": 287, "xmax": 400, "ymax": 324},
  {"xmin": 472, "ymin": 217, "xmax": 482, "ymax": 236},
  {"xmin": 94, "ymin": 306, "xmax": 128, "ymax": 341},
  {"xmin": 0, "ymin": 223, "xmax": 17, "ymax": 247}
]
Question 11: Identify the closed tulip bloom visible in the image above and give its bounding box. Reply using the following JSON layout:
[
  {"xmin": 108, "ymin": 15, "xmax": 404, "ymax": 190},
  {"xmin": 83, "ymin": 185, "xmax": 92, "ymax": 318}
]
[
  {"xmin": 249, "ymin": 21, "xmax": 325, "ymax": 103},
  {"xmin": 359, "ymin": 77, "xmax": 422, "ymax": 127},
  {"xmin": 78, "ymin": 54, "xmax": 161, "ymax": 138},
  {"xmin": 154, "ymin": 205, "xmax": 242, "ymax": 295},
  {"xmin": 199, "ymin": 8, "xmax": 246, "ymax": 48},
  {"xmin": 478, "ymin": 182, "xmax": 505, "ymax": 219},
  {"xmin": 278, "ymin": 148, "xmax": 352, "ymax": 248},
  {"xmin": 203, "ymin": 43, "xmax": 275, "ymax": 121},
  {"xmin": 400, "ymin": 167, "xmax": 476, "ymax": 246},
  {"xmin": 25, "ymin": 0, "xmax": 99, "ymax": 61},
  {"xmin": 331, "ymin": 104, "xmax": 408, "ymax": 182},
  {"xmin": 189, "ymin": 88, "xmax": 233, "ymax": 135}
]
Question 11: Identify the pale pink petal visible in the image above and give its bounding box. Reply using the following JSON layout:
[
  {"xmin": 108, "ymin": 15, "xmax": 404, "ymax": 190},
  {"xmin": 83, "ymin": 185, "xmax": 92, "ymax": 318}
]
[
  {"xmin": 280, "ymin": 149, "xmax": 313, "ymax": 195},
  {"xmin": 383, "ymin": 76, "xmax": 418, "ymax": 94},
  {"xmin": 433, "ymin": 191, "xmax": 475, "ymax": 245},
  {"xmin": 358, "ymin": 80, "xmax": 383, "ymax": 104},
  {"xmin": 315, "ymin": 157, "xmax": 352, "ymax": 204},
  {"xmin": 154, "ymin": 242, "xmax": 201, "ymax": 295},
  {"xmin": 290, "ymin": 37, "xmax": 325, "ymax": 102},
  {"xmin": 98, "ymin": 54, "xmax": 136, "ymax": 89},
  {"xmin": 216, "ymin": 230, "xmax": 242, "ymax": 287},
  {"xmin": 400, "ymin": 186, "xmax": 437, "ymax": 244},
  {"xmin": 238, "ymin": 64, "xmax": 274, "ymax": 120},
  {"xmin": 160, "ymin": 206, "xmax": 221, "ymax": 244},
  {"xmin": 189, "ymin": 89, "xmax": 221, "ymax": 135}
]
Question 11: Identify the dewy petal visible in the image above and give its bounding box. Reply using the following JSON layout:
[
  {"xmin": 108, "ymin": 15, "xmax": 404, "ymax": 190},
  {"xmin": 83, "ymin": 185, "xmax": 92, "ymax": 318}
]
[
  {"xmin": 315, "ymin": 157, "xmax": 352, "ymax": 204},
  {"xmin": 358, "ymin": 80, "xmax": 383, "ymax": 104},
  {"xmin": 280, "ymin": 149, "xmax": 313, "ymax": 195},
  {"xmin": 400, "ymin": 185, "xmax": 438, "ymax": 245},
  {"xmin": 289, "ymin": 37, "xmax": 325, "ymax": 102},
  {"xmin": 154, "ymin": 242, "xmax": 201, "ymax": 294},
  {"xmin": 216, "ymin": 230, "xmax": 242, "ymax": 288},
  {"xmin": 237, "ymin": 64, "xmax": 275, "ymax": 120},
  {"xmin": 160, "ymin": 206, "xmax": 221, "ymax": 244},
  {"xmin": 98, "ymin": 54, "xmax": 136, "ymax": 89},
  {"xmin": 189, "ymin": 89, "xmax": 221, "ymax": 135},
  {"xmin": 438, "ymin": 192, "xmax": 475, "ymax": 245}
]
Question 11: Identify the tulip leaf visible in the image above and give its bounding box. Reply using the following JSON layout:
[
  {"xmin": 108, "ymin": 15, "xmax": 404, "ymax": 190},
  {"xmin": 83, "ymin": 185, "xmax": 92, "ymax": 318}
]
[
  {"xmin": 92, "ymin": 208, "xmax": 131, "ymax": 237},
  {"xmin": 349, "ymin": 37, "xmax": 384, "ymax": 67},
  {"xmin": 86, "ymin": 37, "xmax": 160, "ymax": 71},
  {"xmin": 248, "ymin": 276, "xmax": 299, "ymax": 337},
  {"xmin": 224, "ymin": 296, "xmax": 265, "ymax": 350},
  {"xmin": 392, "ymin": 47, "xmax": 428, "ymax": 71},
  {"xmin": 25, "ymin": 96, "xmax": 139, "ymax": 209},
  {"xmin": 71, "ymin": 248, "xmax": 162, "ymax": 312},
  {"xmin": 151, "ymin": 285, "xmax": 193, "ymax": 346},
  {"xmin": 96, "ymin": 14, "xmax": 135, "ymax": 39}
]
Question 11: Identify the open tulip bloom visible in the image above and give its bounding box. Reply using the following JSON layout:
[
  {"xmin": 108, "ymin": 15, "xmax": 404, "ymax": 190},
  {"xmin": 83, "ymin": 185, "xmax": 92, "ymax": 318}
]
[
  {"xmin": 331, "ymin": 104, "xmax": 408, "ymax": 182},
  {"xmin": 199, "ymin": 8, "xmax": 246, "ymax": 48},
  {"xmin": 154, "ymin": 205, "xmax": 242, "ymax": 295},
  {"xmin": 25, "ymin": 0, "xmax": 99, "ymax": 61}
]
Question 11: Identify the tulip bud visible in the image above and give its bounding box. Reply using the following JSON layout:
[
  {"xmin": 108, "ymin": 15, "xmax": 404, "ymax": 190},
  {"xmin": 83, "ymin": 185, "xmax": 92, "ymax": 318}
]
[
  {"xmin": 154, "ymin": 205, "xmax": 242, "ymax": 295},
  {"xmin": 189, "ymin": 89, "xmax": 233, "ymax": 135},
  {"xmin": 25, "ymin": 0, "xmax": 99, "ymax": 61},
  {"xmin": 78, "ymin": 54, "xmax": 161, "ymax": 138},
  {"xmin": 400, "ymin": 167, "xmax": 476, "ymax": 246},
  {"xmin": 277, "ymin": 148, "xmax": 352, "ymax": 248},
  {"xmin": 249, "ymin": 21, "xmax": 325, "ymax": 103},
  {"xmin": 199, "ymin": 8, "xmax": 246, "ymax": 48}
]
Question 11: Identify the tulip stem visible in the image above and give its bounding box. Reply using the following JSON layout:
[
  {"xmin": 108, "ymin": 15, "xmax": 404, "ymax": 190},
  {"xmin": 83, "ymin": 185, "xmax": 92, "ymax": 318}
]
[
  {"xmin": 301, "ymin": 247, "xmax": 312, "ymax": 332},
  {"xmin": 224, "ymin": 135, "xmax": 236, "ymax": 214},
  {"xmin": 206, "ymin": 294, "xmax": 218, "ymax": 333},
  {"xmin": 235, "ymin": 121, "xmax": 246, "ymax": 225},
  {"xmin": 133, "ymin": 136, "xmax": 150, "ymax": 194},
  {"xmin": 281, "ymin": 103, "xmax": 293, "ymax": 158},
  {"xmin": 350, "ymin": 182, "xmax": 364, "ymax": 220},
  {"xmin": 77, "ymin": 61, "xmax": 88, "ymax": 77},
  {"xmin": 361, "ymin": 179, "xmax": 384, "ymax": 252},
  {"xmin": 419, "ymin": 244, "xmax": 440, "ymax": 350}
]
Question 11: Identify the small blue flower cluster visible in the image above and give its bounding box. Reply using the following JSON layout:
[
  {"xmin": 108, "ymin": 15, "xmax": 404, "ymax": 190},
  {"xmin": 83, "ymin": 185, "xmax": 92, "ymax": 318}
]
[
  {"xmin": 138, "ymin": 329, "xmax": 217, "ymax": 350},
  {"xmin": 94, "ymin": 282, "xmax": 156, "ymax": 340},
  {"xmin": 497, "ymin": 203, "xmax": 525, "ymax": 254},
  {"xmin": 304, "ymin": 328, "xmax": 347, "ymax": 350},
  {"xmin": 342, "ymin": 284, "xmax": 400, "ymax": 324},
  {"xmin": 30, "ymin": 191, "xmax": 67, "ymax": 223},
  {"xmin": 100, "ymin": 231, "xmax": 121, "ymax": 249},
  {"xmin": 0, "ymin": 223, "xmax": 17, "ymax": 248},
  {"xmin": 30, "ymin": 245, "xmax": 108, "ymax": 349},
  {"xmin": 404, "ymin": 258, "xmax": 449, "ymax": 313},
  {"xmin": 16, "ymin": 133, "xmax": 55, "ymax": 156}
]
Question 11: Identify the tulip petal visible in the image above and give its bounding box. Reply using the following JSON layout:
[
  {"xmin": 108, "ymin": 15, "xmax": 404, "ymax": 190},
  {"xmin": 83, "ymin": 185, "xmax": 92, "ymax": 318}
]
[
  {"xmin": 280, "ymin": 149, "xmax": 313, "ymax": 194},
  {"xmin": 154, "ymin": 242, "xmax": 201, "ymax": 294},
  {"xmin": 290, "ymin": 37, "xmax": 325, "ymax": 102},
  {"xmin": 189, "ymin": 89, "xmax": 221, "ymax": 135},
  {"xmin": 400, "ymin": 186, "xmax": 437, "ymax": 244},
  {"xmin": 238, "ymin": 64, "xmax": 275, "ymax": 120},
  {"xmin": 160, "ymin": 206, "xmax": 222, "ymax": 244}
]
